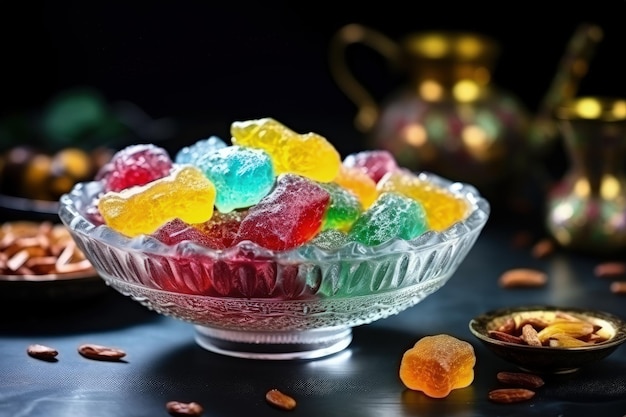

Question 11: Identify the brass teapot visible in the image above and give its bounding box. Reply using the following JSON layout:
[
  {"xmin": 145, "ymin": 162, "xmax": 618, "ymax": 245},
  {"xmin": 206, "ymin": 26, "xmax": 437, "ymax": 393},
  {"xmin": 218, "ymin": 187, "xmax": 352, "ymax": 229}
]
[{"xmin": 329, "ymin": 24, "xmax": 603, "ymax": 193}]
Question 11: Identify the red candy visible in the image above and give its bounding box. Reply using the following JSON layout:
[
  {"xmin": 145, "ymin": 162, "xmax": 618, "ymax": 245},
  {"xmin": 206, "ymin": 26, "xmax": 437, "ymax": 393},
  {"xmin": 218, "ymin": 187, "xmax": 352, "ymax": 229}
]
[
  {"xmin": 343, "ymin": 150, "xmax": 399, "ymax": 183},
  {"xmin": 96, "ymin": 144, "xmax": 173, "ymax": 192},
  {"xmin": 194, "ymin": 210, "xmax": 248, "ymax": 250},
  {"xmin": 151, "ymin": 218, "xmax": 215, "ymax": 247},
  {"xmin": 234, "ymin": 174, "xmax": 330, "ymax": 251}
]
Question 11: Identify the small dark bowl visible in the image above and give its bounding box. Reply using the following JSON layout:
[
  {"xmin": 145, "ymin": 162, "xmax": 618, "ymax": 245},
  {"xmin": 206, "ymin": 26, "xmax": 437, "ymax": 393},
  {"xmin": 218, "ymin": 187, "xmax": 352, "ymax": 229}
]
[{"xmin": 469, "ymin": 305, "xmax": 626, "ymax": 374}]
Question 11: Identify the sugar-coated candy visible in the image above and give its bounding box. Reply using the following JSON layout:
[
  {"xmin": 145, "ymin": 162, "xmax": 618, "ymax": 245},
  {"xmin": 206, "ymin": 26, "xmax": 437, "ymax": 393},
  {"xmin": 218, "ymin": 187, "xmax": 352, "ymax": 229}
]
[
  {"xmin": 151, "ymin": 218, "xmax": 216, "ymax": 247},
  {"xmin": 333, "ymin": 165, "xmax": 379, "ymax": 209},
  {"xmin": 348, "ymin": 192, "xmax": 428, "ymax": 246},
  {"xmin": 175, "ymin": 136, "xmax": 228, "ymax": 165},
  {"xmin": 194, "ymin": 210, "xmax": 248, "ymax": 250},
  {"xmin": 399, "ymin": 334, "xmax": 475, "ymax": 398},
  {"xmin": 377, "ymin": 169, "xmax": 469, "ymax": 231},
  {"xmin": 343, "ymin": 150, "xmax": 399, "ymax": 183},
  {"xmin": 195, "ymin": 145, "xmax": 275, "ymax": 213},
  {"xmin": 230, "ymin": 117, "xmax": 341, "ymax": 182},
  {"xmin": 98, "ymin": 165, "xmax": 216, "ymax": 237},
  {"xmin": 319, "ymin": 182, "xmax": 362, "ymax": 232},
  {"xmin": 234, "ymin": 174, "xmax": 330, "ymax": 251},
  {"xmin": 96, "ymin": 143, "xmax": 173, "ymax": 192},
  {"xmin": 311, "ymin": 229, "xmax": 348, "ymax": 250}
]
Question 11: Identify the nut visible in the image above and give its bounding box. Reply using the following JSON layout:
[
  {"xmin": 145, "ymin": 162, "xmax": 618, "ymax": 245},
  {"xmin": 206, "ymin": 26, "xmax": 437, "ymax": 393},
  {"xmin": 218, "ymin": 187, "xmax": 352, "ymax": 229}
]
[
  {"xmin": 487, "ymin": 330, "xmax": 524, "ymax": 344},
  {"xmin": 166, "ymin": 401, "xmax": 204, "ymax": 416},
  {"xmin": 610, "ymin": 282, "xmax": 626, "ymax": 295},
  {"xmin": 496, "ymin": 371, "xmax": 544, "ymax": 389},
  {"xmin": 594, "ymin": 262, "xmax": 626, "ymax": 278},
  {"xmin": 499, "ymin": 268, "xmax": 547, "ymax": 288},
  {"xmin": 265, "ymin": 388, "xmax": 297, "ymax": 410},
  {"xmin": 78, "ymin": 344, "xmax": 126, "ymax": 361},
  {"xmin": 531, "ymin": 238, "xmax": 555, "ymax": 259},
  {"xmin": 27, "ymin": 344, "xmax": 59, "ymax": 361},
  {"xmin": 488, "ymin": 388, "xmax": 535, "ymax": 403},
  {"xmin": 521, "ymin": 324, "xmax": 542, "ymax": 346}
]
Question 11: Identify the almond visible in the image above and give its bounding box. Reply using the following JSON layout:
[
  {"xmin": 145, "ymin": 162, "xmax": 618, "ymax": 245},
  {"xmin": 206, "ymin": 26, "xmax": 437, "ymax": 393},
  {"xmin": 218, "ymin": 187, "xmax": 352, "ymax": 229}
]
[
  {"xmin": 488, "ymin": 388, "xmax": 535, "ymax": 403},
  {"xmin": 496, "ymin": 372, "xmax": 545, "ymax": 389},
  {"xmin": 499, "ymin": 268, "xmax": 547, "ymax": 288},
  {"xmin": 266, "ymin": 389, "xmax": 296, "ymax": 411}
]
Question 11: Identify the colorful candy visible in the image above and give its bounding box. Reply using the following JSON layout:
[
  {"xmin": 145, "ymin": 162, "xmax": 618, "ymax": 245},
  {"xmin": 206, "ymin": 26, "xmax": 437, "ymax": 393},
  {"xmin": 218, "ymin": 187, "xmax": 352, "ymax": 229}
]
[
  {"xmin": 195, "ymin": 145, "xmax": 275, "ymax": 213},
  {"xmin": 96, "ymin": 143, "xmax": 173, "ymax": 193},
  {"xmin": 399, "ymin": 334, "xmax": 476, "ymax": 398},
  {"xmin": 319, "ymin": 182, "xmax": 362, "ymax": 232},
  {"xmin": 343, "ymin": 149, "xmax": 399, "ymax": 183},
  {"xmin": 348, "ymin": 192, "xmax": 428, "ymax": 246},
  {"xmin": 175, "ymin": 136, "xmax": 227, "ymax": 165},
  {"xmin": 231, "ymin": 117, "xmax": 341, "ymax": 182},
  {"xmin": 98, "ymin": 165, "xmax": 216, "ymax": 237},
  {"xmin": 234, "ymin": 174, "xmax": 330, "ymax": 251}
]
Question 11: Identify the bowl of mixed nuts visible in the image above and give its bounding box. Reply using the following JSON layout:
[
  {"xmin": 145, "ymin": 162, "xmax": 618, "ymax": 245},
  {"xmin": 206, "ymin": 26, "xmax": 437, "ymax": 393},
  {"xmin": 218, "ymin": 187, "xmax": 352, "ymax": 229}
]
[
  {"xmin": 0, "ymin": 221, "xmax": 105, "ymax": 302},
  {"xmin": 469, "ymin": 305, "xmax": 626, "ymax": 374}
]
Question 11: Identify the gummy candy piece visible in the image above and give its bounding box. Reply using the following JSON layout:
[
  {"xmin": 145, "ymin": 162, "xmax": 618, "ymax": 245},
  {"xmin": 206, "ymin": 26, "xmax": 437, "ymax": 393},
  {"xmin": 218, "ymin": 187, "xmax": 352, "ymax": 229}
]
[
  {"xmin": 195, "ymin": 145, "xmax": 275, "ymax": 213},
  {"xmin": 234, "ymin": 174, "xmax": 330, "ymax": 251},
  {"xmin": 348, "ymin": 192, "xmax": 428, "ymax": 246},
  {"xmin": 96, "ymin": 144, "xmax": 174, "ymax": 192},
  {"xmin": 399, "ymin": 334, "xmax": 476, "ymax": 398},
  {"xmin": 311, "ymin": 229, "xmax": 348, "ymax": 250},
  {"xmin": 343, "ymin": 150, "xmax": 399, "ymax": 183},
  {"xmin": 230, "ymin": 117, "xmax": 341, "ymax": 182},
  {"xmin": 194, "ymin": 209, "xmax": 248, "ymax": 250},
  {"xmin": 175, "ymin": 136, "xmax": 228, "ymax": 165},
  {"xmin": 99, "ymin": 165, "xmax": 216, "ymax": 237},
  {"xmin": 319, "ymin": 182, "xmax": 362, "ymax": 232},
  {"xmin": 333, "ymin": 165, "xmax": 379, "ymax": 209},
  {"xmin": 377, "ymin": 169, "xmax": 469, "ymax": 231},
  {"xmin": 151, "ymin": 218, "xmax": 216, "ymax": 247}
]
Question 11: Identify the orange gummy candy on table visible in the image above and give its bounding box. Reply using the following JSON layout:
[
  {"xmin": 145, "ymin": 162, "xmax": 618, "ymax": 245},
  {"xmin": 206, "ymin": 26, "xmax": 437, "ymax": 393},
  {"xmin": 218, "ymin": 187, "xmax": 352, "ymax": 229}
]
[
  {"xmin": 98, "ymin": 165, "xmax": 216, "ymax": 237},
  {"xmin": 377, "ymin": 170, "xmax": 470, "ymax": 231},
  {"xmin": 230, "ymin": 117, "xmax": 341, "ymax": 182},
  {"xmin": 399, "ymin": 334, "xmax": 476, "ymax": 398}
]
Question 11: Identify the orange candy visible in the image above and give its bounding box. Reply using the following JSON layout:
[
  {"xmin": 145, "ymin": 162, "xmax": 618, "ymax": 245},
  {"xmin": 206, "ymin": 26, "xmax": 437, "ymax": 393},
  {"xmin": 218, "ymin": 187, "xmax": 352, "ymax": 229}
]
[
  {"xmin": 399, "ymin": 334, "xmax": 476, "ymax": 398},
  {"xmin": 333, "ymin": 165, "xmax": 379, "ymax": 209},
  {"xmin": 377, "ymin": 170, "xmax": 469, "ymax": 231}
]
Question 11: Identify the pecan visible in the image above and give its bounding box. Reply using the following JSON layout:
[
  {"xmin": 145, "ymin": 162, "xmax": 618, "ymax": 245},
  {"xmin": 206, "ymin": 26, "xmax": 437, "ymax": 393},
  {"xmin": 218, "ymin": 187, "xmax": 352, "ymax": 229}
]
[
  {"xmin": 27, "ymin": 344, "xmax": 59, "ymax": 361},
  {"xmin": 521, "ymin": 324, "xmax": 542, "ymax": 346},
  {"xmin": 166, "ymin": 401, "xmax": 204, "ymax": 416},
  {"xmin": 78, "ymin": 344, "xmax": 126, "ymax": 361},
  {"xmin": 594, "ymin": 262, "xmax": 626, "ymax": 278},
  {"xmin": 496, "ymin": 372, "xmax": 544, "ymax": 389},
  {"xmin": 487, "ymin": 330, "xmax": 524, "ymax": 344},
  {"xmin": 496, "ymin": 317, "xmax": 516, "ymax": 333},
  {"xmin": 498, "ymin": 268, "xmax": 547, "ymax": 288},
  {"xmin": 488, "ymin": 388, "xmax": 535, "ymax": 403},
  {"xmin": 610, "ymin": 282, "xmax": 626, "ymax": 294},
  {"xmin": 531, "ymin": 238, "xmax": 555, "ymax": 259},
  {"xmin": 266, "ymin": 389, "xmax": 297, "ymax": 411}
]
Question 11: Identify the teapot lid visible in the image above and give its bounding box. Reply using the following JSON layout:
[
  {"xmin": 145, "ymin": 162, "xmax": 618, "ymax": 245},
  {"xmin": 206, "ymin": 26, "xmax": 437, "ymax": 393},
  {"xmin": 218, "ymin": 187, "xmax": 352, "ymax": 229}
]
[{"xmin": 401, "ymin": 31, "xmax": 498, "ymax": 63}]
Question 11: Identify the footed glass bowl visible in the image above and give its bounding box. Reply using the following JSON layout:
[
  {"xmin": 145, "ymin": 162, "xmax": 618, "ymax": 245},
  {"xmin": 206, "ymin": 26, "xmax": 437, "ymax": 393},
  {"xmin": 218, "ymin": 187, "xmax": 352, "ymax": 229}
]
[{"xmin": 58, "ymin": 172, "xmax": 490, "ymax": 360}]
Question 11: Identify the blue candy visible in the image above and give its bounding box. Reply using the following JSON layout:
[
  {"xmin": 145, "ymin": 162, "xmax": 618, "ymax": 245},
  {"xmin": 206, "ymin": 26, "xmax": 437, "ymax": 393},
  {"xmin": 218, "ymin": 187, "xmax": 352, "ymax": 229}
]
[{"xmin": 175, "ymin": 136, "xmax": 228, "ymax": 165}]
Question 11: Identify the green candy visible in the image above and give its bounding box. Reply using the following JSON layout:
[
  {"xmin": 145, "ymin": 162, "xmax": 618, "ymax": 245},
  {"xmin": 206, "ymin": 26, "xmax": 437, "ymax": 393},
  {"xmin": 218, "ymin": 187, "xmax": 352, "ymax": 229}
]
[{"xmin": 319, "ymin": 182, "xmax": 363, "ymax": 232}]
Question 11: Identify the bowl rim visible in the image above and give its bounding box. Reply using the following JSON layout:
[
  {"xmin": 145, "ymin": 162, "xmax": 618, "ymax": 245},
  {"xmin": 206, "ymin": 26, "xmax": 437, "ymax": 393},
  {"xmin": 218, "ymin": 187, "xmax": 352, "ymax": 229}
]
[
  {"xmin": 469, "ymin": 304, "xmax": 626, "ymax": 352},
  {"xmin": 58, "ymin": 170, "xmax": 491, "ymax": 261}
]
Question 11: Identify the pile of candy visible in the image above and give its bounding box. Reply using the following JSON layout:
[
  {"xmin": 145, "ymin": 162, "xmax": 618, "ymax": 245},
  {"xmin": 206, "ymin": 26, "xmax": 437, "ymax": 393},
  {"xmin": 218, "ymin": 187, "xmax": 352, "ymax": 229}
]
[
  {"xmin": 90, "ymin": 117, "xmax": 470, "ymax": 252},
  {"xmin": 86, "ymin": 118, "xmax": 469, "ymax": 251}
]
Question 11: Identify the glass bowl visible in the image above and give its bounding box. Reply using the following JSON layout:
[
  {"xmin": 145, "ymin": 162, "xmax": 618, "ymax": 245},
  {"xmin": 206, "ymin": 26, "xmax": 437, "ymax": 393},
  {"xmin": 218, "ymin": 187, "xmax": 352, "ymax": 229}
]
[
  {"xmin": 469, "ymin": 305, "xmax": 626, "ymax": 374},
  {"xmin": 58, "ymin": 172, "xmax": 490, "ymax": 360}
]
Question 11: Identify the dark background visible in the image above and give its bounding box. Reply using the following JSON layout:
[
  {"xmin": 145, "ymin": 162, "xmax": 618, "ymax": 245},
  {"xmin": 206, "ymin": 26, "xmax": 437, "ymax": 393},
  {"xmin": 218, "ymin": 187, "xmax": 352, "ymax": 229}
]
[{"xmin": 2, "ymin": 1, "xmax": 626, "ymax": 155}]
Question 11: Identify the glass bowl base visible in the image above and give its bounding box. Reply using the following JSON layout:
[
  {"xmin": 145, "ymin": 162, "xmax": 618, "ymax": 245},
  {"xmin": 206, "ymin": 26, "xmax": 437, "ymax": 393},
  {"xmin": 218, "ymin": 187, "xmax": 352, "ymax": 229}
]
[{"xmin": 194, "ymin": 325, "xmax": 353, "ymax": 360}]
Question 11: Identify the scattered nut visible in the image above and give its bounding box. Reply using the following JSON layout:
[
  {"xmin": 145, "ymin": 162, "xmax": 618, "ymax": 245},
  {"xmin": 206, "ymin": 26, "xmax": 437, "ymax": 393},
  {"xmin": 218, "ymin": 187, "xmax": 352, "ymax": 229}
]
[
  {"xmin": 78, "ymin": 344, "xmax": 126, "ymax": 361},
  {"xmin": 27, "ymin": 344, "xmax": 58, "ymax": 361},
  {"xmin": 531, "ymin": 238, "xmax": 555, "ymax": 259},
  {"xmin": 0, "ymin": 221, "xmax": 94, "ymax": 277},
  {"xmin": 499, "ymin": 268, "xmax": 547, "ymax": 288},
  {"xmin": 488, "ymin": 388, "xmax": 535, "ymax": 403},
  {"xmin": 166, "ymin": 401, "xmax": 204, "ymax": 416},
  {"xmin": 610, "ymin": 282, "xmax": 626, "ymax": 295},
  {"xmin": 595, "ymin": 262, "xmax": 626, "ymax": 279},
  {"xmin": 266, "ymin": 388, "xmax": 297, "ymax": 411},
  {"xmin": 496, "ymin": 371, "xmax": 544, "ymax": 389}
]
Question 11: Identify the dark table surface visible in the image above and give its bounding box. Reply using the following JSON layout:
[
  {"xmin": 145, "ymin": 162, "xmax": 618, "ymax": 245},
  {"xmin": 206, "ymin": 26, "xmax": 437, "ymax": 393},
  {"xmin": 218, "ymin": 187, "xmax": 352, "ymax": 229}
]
[{"xmin": 1, "ymin": 214, "xmax": 626, "ymax": 417}]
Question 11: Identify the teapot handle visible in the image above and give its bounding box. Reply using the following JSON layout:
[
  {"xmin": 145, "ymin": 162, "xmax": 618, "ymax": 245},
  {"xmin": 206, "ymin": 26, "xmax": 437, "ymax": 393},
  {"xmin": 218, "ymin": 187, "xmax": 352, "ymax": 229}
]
[{"xmin": 329, "ymin": 24, "xmax": 400, "ymax": 132}]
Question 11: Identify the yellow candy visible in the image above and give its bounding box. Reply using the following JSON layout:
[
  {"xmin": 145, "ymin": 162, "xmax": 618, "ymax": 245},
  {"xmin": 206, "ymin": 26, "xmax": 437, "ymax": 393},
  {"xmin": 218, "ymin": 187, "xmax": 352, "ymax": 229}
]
[
  {"xmin": 98, "ymin": 165, "xmax": 216, "ymax": 237},
  {"xmin": 377, "ymin": 170, "xmax": 469, "ymax": 231},
  {"xmin": 231, "ymin": 117, "xmax": 341, "ymax": 182},
  {"xmin": 333, "ymin": 165, "xmax": 378, "ymax": 209}
]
